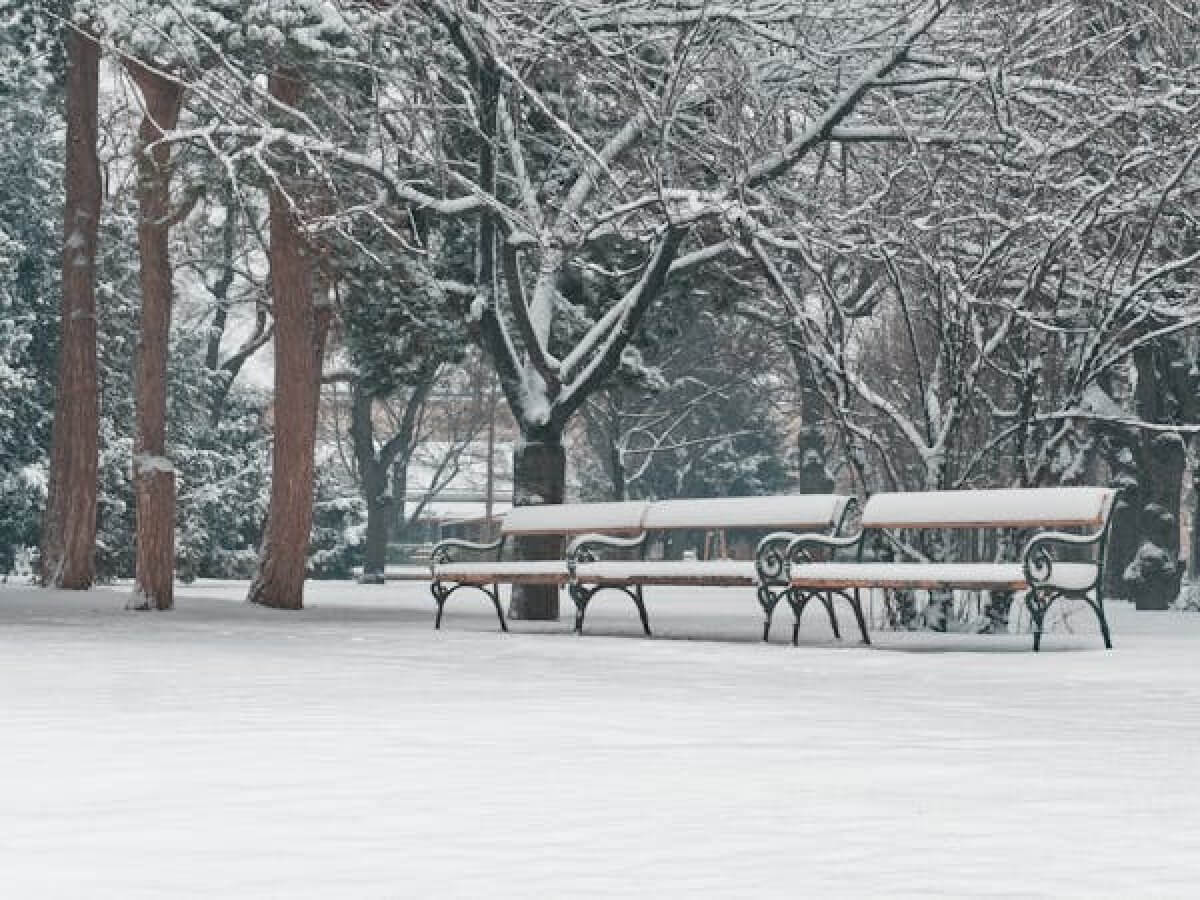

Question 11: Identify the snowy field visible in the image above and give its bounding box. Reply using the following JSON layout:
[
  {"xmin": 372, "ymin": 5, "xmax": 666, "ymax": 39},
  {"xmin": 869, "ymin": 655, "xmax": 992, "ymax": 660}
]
[{"xmin": 2, "ymin": 579, "xmax": 1198, "ymax": 899}]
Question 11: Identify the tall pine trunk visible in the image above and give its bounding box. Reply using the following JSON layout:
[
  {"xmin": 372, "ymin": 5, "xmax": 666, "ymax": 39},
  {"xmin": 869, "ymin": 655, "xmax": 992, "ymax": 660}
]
[
  {"xmin": 42, "ymin": 29, "xmax": 101, "ymax": 590},
  {"xmin": 246, "ymin": 71, "xmax": 329, "ymax": 611},
  {"xmin": 127, "ymin": 62, "xmax": 183, "ymax": 611}
]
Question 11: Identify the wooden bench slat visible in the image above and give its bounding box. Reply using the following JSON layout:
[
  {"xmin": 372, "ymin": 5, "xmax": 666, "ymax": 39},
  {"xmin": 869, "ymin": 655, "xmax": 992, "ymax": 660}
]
[
  {"xmin": 433, "ymin": 560, "xmax": 569, "ymax": 585},
  {"xmin": 789, "ymin": 561, "xmax": 1099, "ymax": 592},
  {"xmin": 575, "ymin": 560, "xmax": 757, "ymax": 587}
]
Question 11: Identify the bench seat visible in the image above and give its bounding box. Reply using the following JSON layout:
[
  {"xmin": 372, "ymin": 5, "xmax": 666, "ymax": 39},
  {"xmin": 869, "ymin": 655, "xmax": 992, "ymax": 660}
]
[
  {"xmin": 432, "ymin": 561, "xmax": 569, "ymax": 585},
  {"xmin": 789, "ymin": 562, "xmax": 1099, "ymax": 593},
  {"xmin": 573, "ymin": 559, "xmax": 757, "ymax": 587}
]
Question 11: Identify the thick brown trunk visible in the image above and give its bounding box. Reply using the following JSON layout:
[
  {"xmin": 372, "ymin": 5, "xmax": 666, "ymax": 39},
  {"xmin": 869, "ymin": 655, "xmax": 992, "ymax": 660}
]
[
  {"xmin": 246, "ymin": 71, "xmax": 329, "ymax": 611},
  {"xmin": 128, "ymin": 62, "xmax": 183, "ymax": 611},
  {"xmin": 42, "ymin": 30, "xmax": 101, "ymax": 590},
  {"xmin": 509, "ymin": 438, "xmax": 566, "ymax": 621}
]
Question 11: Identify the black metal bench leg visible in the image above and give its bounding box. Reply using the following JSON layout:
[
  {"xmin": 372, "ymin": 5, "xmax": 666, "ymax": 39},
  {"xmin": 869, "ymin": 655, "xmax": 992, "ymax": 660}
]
[
  {"xmin": 632, "ymin": 586, "xmax": 652, "ymax": 637},
  {"xmin": 757, "ymin": 587, "xmax": 779, "ymax": 642},
  {"xmin": 820, "ymin": 593, "xmax": 842, "ymax": 640},
  {"xmin": 1026, "ymin": 590, "xmax": 1047, "ymax": 652},
  {"xmin": 845, "ymin": 589, "xmax": 871, "ymax": 645},
  {"xmin": 569, "ymin": 584, "xmax": 590, "ymax": 634},
  {"xmin": 431, "ymin": 583, "xmax": 446, "ymax": 630},
  {"xmin": 489, "ymin": 584, "xmax": 508, "ymax": 632},
  {"xmin": 1086, "ymin": 596, "xmax": 1113, "ymax": 649},
  {"xmin": 787, "ymin": 590, "xmax": 810, "ymax": 646}
]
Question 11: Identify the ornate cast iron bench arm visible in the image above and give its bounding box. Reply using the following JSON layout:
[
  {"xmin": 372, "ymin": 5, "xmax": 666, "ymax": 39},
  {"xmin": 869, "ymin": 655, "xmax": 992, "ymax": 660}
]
[
  {"xmin": 566, "ymin": 532, "xmax": 649, "ymax": 570},
  {"xmin": 1021, "ymin": 527, "xmax": 1112, "ymax": 652},
  {"xmin": 430, "ymin": 536, "xmax": 505, "ymax": 565},
  {"xmin": 429, "ymin": 536, "xmax": 507, "ymax": 632},
  {"xmin": 784, "ymin": 531, "xmax": 865, "ymax": 566},
  {"xmin": 748, "ymin": 531, "xmax": 867, "ymax": 647},
  {"xmin": 1020, "ymin": 529, "xmax": 1106, "ymax": 589},
  {"xmin": 565, "ymin": 532, "xmax": 652, "ymax": 636}
]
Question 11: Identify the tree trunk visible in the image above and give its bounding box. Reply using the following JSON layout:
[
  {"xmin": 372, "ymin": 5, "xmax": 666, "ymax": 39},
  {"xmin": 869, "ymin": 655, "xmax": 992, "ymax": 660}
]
[
  {"xmin": 1103, "ymin": 429, "xmax": 1140, "ymax": 602},
  {"xmin": 1130, "ymin": 432, "xmax": 1185, "ymax": 610},
  {"xmin": 41, "ymin": 29, "xmax": 101, "ymax": 590},
  {"xmin": 127, "ymin": 62, "xmax": 184, "ymax": 611},
  {"xmin": 1123, "ymin": 346, "xmax": 1186, "ymax": 610},
  {"xmin": 508, "ymin": 437, "xmax": 566, "ymax": 621},
  {"xmin": 246, "ymin": 71, "xmax": 329, "ymax": 611}
]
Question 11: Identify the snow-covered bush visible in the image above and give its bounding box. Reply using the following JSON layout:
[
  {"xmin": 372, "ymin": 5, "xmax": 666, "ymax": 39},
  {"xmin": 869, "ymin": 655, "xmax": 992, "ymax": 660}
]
[{"xmin": 307, "ymin": 476, "xmax": 365, "ymax": 580}]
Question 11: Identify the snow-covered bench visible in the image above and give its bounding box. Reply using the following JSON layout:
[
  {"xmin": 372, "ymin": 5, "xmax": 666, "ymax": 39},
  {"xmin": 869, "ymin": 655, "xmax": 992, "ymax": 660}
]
[
  {"xmin": 565, "ymin": 494, "xmax": 852, "ymax": 636},
  {"xmin": 430, "ymin": 502, "xmax": 650, "ymax": 631},
  {"xmin": 781, "ymin": 487, "xmax": 1117, "ymax": 651},
  {"xmin": 430, "ymin": 494, "xmax": 852, "ymax": 636}
]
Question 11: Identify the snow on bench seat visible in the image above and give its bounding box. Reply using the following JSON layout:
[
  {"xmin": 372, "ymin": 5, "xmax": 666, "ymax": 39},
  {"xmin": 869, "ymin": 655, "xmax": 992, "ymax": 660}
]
[
  {"xmin": 573, "ymin": 559, "xmax": 757, "ymax": 587},
  {"xmin": 432, "ymin": 560, "xmax": 568, "ymax": 585},
  {"xmin": 788, "ymin": 561, "xmax": 1099, "ymax": 593}
]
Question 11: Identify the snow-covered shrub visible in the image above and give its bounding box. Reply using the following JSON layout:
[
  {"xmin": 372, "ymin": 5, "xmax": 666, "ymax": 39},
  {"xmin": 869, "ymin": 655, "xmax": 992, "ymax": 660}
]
[{"xmin": 307, "ymin": 474, "xmax": 365, "ymax": 579}]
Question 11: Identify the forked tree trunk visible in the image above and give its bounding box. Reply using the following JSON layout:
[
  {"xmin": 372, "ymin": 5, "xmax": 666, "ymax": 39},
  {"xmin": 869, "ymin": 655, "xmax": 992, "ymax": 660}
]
[
  {"xmin": 508, "ymin": 437, "xmax": 566, "ymax": 621},
  {"xmin": 127, "ymin": 62, "xmax": 183, "ymax": 611},
  {"xmin": 42, "ymin": 29, "xmax": 101, "ymax": 590},
  {"xmin": 246, "ymin": 71, "xmax": 330, "ymax": 611}
]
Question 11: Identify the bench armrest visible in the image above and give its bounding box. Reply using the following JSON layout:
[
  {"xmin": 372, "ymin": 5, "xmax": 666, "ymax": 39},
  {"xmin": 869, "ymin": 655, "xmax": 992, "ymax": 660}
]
[
  {"xmin": 1021, "ymin": 528, "xmax": 1106, "ymax": 589},
  {"xmin": 755, "ymin": 532, "xmax": 802, "ymax": 585},
  {"xmin": 566, "ymin": 532, "xmax": 648, "ymax": 577},
  {"xmin": 431, "ymin": 536, "xmax": 504, "ymax": 567},
  {"xmin": 755, "ymin": 531, "xmax": 862, "ymax": 585},
  {"xmin": 786, "ymin": 531, "xmax": 863, "ymax": 564}
]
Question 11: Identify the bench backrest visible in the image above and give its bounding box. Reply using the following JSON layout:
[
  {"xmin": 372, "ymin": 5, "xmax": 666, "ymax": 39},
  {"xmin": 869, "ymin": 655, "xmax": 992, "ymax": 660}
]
[
  {"xmin": 860, "ymin": 487, "xmax": 1116, "ymax": 530},
  {"xmin": 501, "ymin": 501, "xmax": 648, "ymax": 537},
  {"xmin": 499, "ymin": 494, "xmax": 852, "ymax": 538},
  {"xmin": 642, "ymin": 494, "xmax": 851, "ymax": 532}
]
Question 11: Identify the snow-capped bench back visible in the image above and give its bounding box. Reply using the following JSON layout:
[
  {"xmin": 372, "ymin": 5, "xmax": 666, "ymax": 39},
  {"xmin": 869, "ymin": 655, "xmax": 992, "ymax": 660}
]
[
  {"xmin": 641, "ymin": 494, "xmax": 850, "ymax": 531},
  {"xmin": 785, "ymin": 486, "xmax": 1118, "ymax": 651},
  {"xmin": 860, "ymin": 487, "xmax": 1115, "ymax": 530},
  {"xmin": 500, "ymin": 501, "xmax": 649, "ymax": 536}
]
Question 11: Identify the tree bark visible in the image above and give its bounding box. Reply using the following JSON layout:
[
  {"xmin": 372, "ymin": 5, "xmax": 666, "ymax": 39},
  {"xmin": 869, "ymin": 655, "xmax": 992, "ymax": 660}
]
[
  {"xmin": 41, "ymin": 28, "xmax": 101, "ymax": 590},
  {"xmin": 1123, "ymin": 346, "xmax": 1186, "ymax": 610},
  {"xmin": 246, "ymin": 70, "xmax": 329, "ymax": 611},
  {"xmin": 508, "ymin": 437, "xmax": 566, "ymax": 621},
  {"xmin": 127, "ymin": 62, "xmax": 184, "ymax": 611},
  {"xmin": 351, "ymin": 387, "xmax": 391, "ymax": 580}
]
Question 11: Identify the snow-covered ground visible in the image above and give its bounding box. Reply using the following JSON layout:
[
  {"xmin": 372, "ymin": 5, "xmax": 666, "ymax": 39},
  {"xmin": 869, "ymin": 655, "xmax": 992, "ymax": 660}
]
[{"xmin": 1, "ymin": 579, "xmax": 1197, "ymax": 898}]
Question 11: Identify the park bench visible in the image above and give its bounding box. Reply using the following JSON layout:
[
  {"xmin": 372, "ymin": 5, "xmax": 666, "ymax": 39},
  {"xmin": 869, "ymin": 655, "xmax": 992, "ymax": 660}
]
[
  {"xmin": 780, "ymin": 486, "xmax": 1117, "ymax": 651},
  {"xmin": 564, "ymin": 494, "xmax": 852, "ymax": 636},
  {"xmin": 430, "ymin": 501, "xmax": 649, "ymax": 631},
  {"xmin": 430, "ymin": 494, "xmax": 852, "ymax": 637}
]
